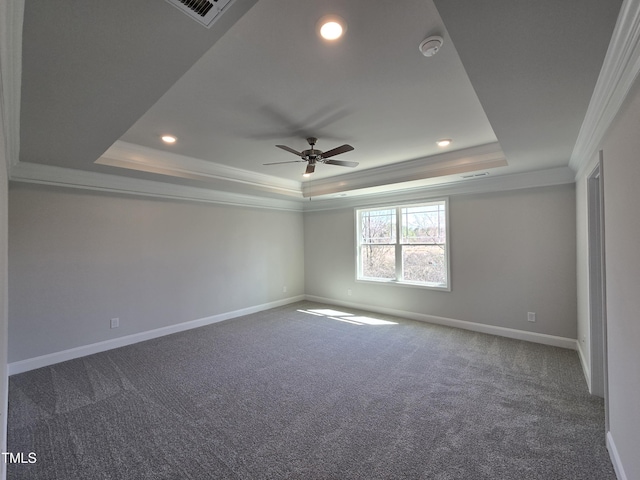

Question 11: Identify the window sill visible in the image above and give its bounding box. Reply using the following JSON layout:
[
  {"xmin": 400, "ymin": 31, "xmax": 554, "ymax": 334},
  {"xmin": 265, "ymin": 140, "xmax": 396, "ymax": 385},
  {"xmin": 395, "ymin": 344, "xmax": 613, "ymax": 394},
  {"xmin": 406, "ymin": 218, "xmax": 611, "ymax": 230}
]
[{"xmin": 356, "ymin": 278, "xmax": 451, "ymax": 292}]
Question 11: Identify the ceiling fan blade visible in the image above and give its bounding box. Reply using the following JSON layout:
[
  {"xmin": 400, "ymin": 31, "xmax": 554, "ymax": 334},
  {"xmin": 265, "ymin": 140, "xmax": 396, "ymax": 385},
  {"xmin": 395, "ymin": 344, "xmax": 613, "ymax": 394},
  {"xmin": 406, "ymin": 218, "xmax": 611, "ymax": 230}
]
[
  {"xmin": 324, "ymin": 159, "xmax": 359, "ymax": 168},
  {"xmin": 276, "ymin": 145, "xmax": 303, "ymax": 156},
  {"xmin": 263, "ymin": 160, "xmax": 306, "ymax": 165},
  {"xmin": 321, "ymin": 144, "xmax": 354, "ymax": 159},
  {"xmin": 305, "ymin": 163, "xmax": 316, "ymax": 175}
]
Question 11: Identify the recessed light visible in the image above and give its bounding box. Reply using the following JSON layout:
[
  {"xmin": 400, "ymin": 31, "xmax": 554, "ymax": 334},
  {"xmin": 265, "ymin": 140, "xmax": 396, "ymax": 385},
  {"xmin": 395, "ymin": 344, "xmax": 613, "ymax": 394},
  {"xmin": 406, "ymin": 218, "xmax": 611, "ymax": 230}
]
[
  {"xmin": 437, "ymin": 139, "xmax": 452, "ymax": 147},
  {"xmin": 161, "ymin": 135, "xmax": 177, "ymax": 144},
  {"xmin": 321, "ymin": 21, "xmax": 342, "ymax": 40},
  {"xmin": 318, "ymin": 16, "xmax": 346, "ymax": 41}
]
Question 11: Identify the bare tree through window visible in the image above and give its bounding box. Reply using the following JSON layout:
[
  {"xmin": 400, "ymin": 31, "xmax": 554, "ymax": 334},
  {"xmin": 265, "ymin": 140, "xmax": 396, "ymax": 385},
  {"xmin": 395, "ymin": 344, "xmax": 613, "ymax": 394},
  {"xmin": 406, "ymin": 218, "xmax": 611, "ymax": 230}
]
[{"xmin": 360, "ymin": 209, "xmax": 396, "ymax": 280}]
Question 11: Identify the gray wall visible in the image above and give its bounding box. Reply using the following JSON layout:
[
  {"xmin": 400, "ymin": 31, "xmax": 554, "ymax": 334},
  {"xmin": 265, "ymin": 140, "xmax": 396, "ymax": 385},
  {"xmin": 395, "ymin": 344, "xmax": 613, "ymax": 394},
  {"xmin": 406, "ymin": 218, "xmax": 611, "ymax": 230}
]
[
  {"xmin": 596, "ymin": 76, "xmax": 640, "ymax": 480},
  {"xmin": 8, "ymin": 184, "xmax": 305, "ymax": 363},
  {"xmin": 305, "ymin": 184, "xmax": 577, "ymax": 339}
]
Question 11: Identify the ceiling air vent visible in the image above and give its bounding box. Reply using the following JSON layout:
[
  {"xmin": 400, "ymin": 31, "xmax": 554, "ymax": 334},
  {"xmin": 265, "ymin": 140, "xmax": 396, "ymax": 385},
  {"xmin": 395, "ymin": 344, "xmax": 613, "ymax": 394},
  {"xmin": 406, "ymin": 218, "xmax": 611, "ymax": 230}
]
[
  {"xmin": 166, "ymin": 0, "xmax": 234, "ymax": 28},
  {"xmin": 461, "ymin": 172, "xmax": 490, "ymax": 179}
]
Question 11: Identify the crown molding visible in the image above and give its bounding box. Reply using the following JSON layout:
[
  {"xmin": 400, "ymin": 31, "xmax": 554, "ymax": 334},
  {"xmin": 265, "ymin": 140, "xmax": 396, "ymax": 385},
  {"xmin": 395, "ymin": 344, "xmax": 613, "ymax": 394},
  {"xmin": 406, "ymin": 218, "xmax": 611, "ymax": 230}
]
[
  {"xmin": 9, "ymin": 161, "xmax": 574, "ymax": 213},
  {"xmin": 10, "ymin": 162, "xmax": 304, "ymax": 212},
  {"xmin": 302, "ymin": 143, "xmax": 506, "ymax": 198},
  {"xmin": 570, "ymin": 0, "xmax": 640, "ymax": 175},
  {"xmin": 98, "ymin": 141, "xmax": 509, "ymax": 201},
  {"xmin": 0, "ymin": 0, "xmax": 24, "ymax": 169},
  {"xmin": 97, "ymin": 141, "xmax": 303, "ymax": 198},
  {"xmin": 303, "ymin": 167, "xmax": 575, "ymax": 212}
]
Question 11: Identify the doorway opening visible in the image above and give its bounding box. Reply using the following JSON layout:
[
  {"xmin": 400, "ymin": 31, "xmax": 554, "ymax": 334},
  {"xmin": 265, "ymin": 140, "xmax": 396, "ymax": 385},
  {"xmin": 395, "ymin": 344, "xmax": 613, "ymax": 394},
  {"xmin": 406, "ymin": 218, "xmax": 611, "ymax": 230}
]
[{"xmin": 587, "ymin": 151, "xmax": 608, "ymax": 430}]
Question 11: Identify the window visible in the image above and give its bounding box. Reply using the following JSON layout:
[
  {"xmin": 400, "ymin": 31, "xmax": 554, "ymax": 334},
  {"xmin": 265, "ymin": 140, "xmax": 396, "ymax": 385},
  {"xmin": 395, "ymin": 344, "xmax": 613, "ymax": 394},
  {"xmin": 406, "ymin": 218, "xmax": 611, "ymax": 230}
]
[{"xmin": 356, "ymin": 199, "xmax": 449, "ymax": 290}]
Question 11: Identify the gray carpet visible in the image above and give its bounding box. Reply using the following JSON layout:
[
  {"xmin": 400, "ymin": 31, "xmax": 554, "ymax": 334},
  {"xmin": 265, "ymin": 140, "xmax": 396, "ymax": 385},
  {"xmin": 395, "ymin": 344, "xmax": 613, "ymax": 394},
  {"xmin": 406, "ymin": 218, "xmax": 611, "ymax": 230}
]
[{"xmin": 7, "ymin": 302, "xmax": 615, "ymax": 479}]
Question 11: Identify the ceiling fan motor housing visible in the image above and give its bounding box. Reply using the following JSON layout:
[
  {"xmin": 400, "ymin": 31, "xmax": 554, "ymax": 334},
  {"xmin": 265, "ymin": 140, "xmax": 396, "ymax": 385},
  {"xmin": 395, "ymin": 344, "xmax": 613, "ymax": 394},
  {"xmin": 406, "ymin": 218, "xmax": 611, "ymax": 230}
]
[
  {"xmin": 304, "ymin": 149, "xmax": 322, "ymax": 161},
  {"xmin": 304, "ymin": 138, "xmax": 322, "ymax": 161}
]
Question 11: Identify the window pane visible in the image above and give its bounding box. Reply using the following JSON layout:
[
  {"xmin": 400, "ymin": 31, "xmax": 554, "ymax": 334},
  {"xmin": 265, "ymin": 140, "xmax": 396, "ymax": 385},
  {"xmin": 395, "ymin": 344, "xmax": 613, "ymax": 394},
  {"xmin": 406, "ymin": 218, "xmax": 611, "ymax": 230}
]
[
  {"xmin": 400, "ymin": 203, "xmax": 446, "ymax": 244},
  {"xmin": 402, "ymin": 245, "xmax": 447, "ymax": 284},
  {"xmin": 360, "ymin": 245, "xmax": 396, "ymax": 280},
  {"xmin": 360, "ymin": 209, "xmax": 396, "ymax": 244}
]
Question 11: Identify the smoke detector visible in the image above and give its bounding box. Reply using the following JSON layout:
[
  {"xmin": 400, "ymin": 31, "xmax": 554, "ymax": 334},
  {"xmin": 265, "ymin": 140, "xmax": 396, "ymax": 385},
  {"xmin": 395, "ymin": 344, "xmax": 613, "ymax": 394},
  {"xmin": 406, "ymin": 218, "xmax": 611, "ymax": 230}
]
[{"xmin": 419, "ymin": 36, "xmax": 444, "ymax": 57}]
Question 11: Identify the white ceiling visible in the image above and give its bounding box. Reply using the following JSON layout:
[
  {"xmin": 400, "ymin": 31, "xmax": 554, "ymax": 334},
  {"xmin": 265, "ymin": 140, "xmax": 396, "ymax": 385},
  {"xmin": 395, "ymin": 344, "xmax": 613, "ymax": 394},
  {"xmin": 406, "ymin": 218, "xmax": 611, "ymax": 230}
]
[{"xmin": 15, "ymin": 0, "xmax": 621, "ymax": 203}]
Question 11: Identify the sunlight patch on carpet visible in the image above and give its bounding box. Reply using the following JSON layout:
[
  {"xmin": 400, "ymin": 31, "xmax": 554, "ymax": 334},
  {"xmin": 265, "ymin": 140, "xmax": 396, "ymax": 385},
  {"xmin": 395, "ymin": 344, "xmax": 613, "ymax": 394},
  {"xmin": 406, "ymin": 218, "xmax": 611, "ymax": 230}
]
[{"xmin": 297, "ymin": 309, "xmax": 398, "ymax": 326}]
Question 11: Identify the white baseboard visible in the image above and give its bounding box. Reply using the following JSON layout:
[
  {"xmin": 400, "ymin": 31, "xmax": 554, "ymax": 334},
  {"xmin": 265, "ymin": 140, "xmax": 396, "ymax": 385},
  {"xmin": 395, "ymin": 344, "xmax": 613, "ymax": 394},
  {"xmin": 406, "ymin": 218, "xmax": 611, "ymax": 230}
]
[
  {"xmin": 576, "ymin": 340, "xmax": 592, "ymax": 391},
  {"xmin": 8, "ymin": 295, "xmax": 305, "ymax": 375},
  {"xmin": 607, "ymin": 431, "xmax": 629, "ymax": 480},
  {"xmin": 305, "ymin": 295, "xmax": 578, "ymax": 350}
]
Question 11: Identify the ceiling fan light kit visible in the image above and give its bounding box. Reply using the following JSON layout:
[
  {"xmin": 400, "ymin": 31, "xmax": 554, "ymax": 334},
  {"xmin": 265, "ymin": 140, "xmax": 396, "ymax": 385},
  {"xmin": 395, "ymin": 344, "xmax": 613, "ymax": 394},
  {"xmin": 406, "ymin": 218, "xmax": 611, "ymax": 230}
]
[
  {"xmin": 264, "ymin": 137, "xmax": 357, "ymax": 176},
  {"xmin": 419, "ymin": 35, "xmax": 443, "ymax": 57}
]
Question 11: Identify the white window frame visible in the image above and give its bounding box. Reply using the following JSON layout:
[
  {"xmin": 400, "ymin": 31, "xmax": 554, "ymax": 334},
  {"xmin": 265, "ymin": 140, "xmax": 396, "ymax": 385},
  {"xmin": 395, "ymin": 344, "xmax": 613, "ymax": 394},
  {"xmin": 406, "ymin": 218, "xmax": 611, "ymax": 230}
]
[{"xmin": 355, "ymin": 199, "xmax": 451, "ymax": 291}]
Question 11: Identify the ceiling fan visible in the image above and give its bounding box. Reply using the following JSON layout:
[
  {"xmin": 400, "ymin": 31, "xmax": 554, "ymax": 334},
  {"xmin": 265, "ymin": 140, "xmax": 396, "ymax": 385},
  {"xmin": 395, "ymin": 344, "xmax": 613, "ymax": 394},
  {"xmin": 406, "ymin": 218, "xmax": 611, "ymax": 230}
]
[{"xmin": 264, "ymin": 137, "xmax": 357, "ymax": 175}]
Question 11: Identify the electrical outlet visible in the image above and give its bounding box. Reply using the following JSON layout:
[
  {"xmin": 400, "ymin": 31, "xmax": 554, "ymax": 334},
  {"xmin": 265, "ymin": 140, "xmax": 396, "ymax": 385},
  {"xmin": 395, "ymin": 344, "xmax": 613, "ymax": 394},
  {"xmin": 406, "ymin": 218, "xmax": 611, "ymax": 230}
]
[
  {"xmin": 110, "ymin": 318, "xmax": 119, "ymax": 329},
  {"xmin": 347, "ymin": 289, "xmax": 352, "ymax": 296},
  {"xmin": 527, "ymin": 312, "xmax": 536, "ymax": 323},
  {"xmin": 282, "ymin": 286, "xmax": 287, "ymax": 293}
]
